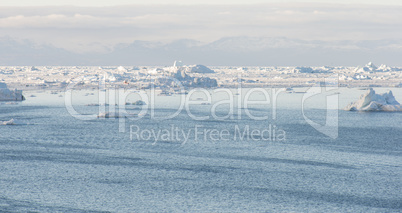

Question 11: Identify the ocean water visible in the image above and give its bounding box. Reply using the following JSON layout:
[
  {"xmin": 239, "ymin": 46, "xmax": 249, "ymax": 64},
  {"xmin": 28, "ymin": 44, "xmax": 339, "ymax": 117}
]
[{"xmin": 0, "ymin": 88, "xmax": 401, "ymax": 212}]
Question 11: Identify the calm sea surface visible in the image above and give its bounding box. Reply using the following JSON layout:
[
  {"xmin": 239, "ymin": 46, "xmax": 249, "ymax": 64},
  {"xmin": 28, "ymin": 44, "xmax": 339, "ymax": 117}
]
[{"xmin": 0, "ymin": 88, "xmax": 401, "ymax": 212}]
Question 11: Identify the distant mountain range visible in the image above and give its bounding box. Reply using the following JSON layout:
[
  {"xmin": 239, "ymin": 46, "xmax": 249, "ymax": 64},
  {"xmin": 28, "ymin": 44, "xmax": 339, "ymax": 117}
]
[{"xmin": 1, "ymin": 36, "xmax": 402, "ymax": 66}]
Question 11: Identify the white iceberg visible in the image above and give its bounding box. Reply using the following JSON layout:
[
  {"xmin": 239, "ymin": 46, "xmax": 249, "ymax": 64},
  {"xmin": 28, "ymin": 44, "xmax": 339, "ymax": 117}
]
[
  {"xmin": 1, "ymin": 119, "xmax": 26, "ymax": 125},
  {"xmin": 344, "ymin": 88, "xmax": 402, "ymax": 112},
  {"xmin": 377, "ymin": 64, "xmax": 392, "ymax": 72},
  {"xmin": 0, "ymin": 82, "xmax": 25, "ymax": 101},
  {"xmin": 116, "ymin": 66, "xmax": 127, "ymax": 72},
  {"xmin": 97, "ymin": 112, "xmax": 124, "ymax": 118},
  {"xmin": 186, "ymin": 65, "xmax": 215, "ymax": 73},
  {"xmin": 166, "ymin": 62, "xmax": 215, "ymax": 74},
  {"xmin": 97, "ymin": 112, "xmax": 141, "ymax": 118},
  {"xmin": 86, "ymin": 103, "xmax": 101, "ymax": 106},
  {"xmin": 354, "ymin": 62, "xmax": 377, "ymax": 72},
  {"xmin": 173, "ymin": 60, "xmax": 183, "ymax": 67},
  {"xmin": 125, "ymin": 100, "xmax": 146, "ymax": 105},
  {"xmin": 133, "ymin": 100, "xmax": 146, "ymax": 105},
  {"xmin": 293, "ymin": 66, "xmax": 314, "ymax": 73},
  {"xmin": 354, "ymin": 62, "xmax": 398, "ymax": 73}
]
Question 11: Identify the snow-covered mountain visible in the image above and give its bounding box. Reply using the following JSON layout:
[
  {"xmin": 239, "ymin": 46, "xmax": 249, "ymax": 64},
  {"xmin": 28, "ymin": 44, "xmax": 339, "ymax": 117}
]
[
  {"xmin": 2, "ymin": 36, "xmax": 402, "ymax": 66},
  {"xmin": 0, "ymin": 37, "xmax": 81, "ymax": 66}
]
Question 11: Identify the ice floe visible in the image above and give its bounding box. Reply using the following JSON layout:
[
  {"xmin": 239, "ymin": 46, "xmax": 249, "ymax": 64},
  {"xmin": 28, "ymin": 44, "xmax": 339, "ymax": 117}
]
[
  {"xmin": 344, "ymin": 88, "xmax": 402, "ymax": 111},
  {"xmin": 97, "ymin": 112, "xmax": 124, "ymax": 118},
  {"xmin": 1, "ymin": 119, "xmax": 26, "ymax": 125},
  {"xmin": 186, "ymin": 65, "xmax": 215, "ymax": 73},
  {"xmin": 0, "ymin": 82, "xmax": 25, "ymax": 101},
  {"xmin": 125, "ymin": 100, "xmax": 146, "ymax": 105},
  {"xmin": 97, "ymin": 112, "xmax": 141, "ymax": 118}
]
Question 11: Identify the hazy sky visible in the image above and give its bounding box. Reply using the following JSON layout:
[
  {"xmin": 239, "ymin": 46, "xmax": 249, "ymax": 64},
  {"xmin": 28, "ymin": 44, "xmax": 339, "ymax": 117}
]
[
  {"xmin": 2, "ymin": 0, "xmax": 402, "ymax": 6},
  {"xmin": 1, "ymin": 1, "xmax": 402, "ymax": 65}
]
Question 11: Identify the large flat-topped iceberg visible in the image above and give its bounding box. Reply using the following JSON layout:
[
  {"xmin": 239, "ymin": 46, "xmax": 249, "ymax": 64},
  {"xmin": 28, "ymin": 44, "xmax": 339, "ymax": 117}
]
[
  {"xmin": 157, "ymin": 69, "xmax": 217, "ymax": 88},
  {"xmin": 168, "ymin": 61, "xmax": 215, "ymax": 73},
  {"xmin": 186, "ymin": 65, "xmax": 215, "ymax": 73},
  {"xmin": 0, "ymin": 82, "xmax": 25, "ymax": 101},
  {"xmin": 344, "ymin": 88, "xmax": 402, "ymax": 111},
  {"xmin": 354, "ymin": 62, "xmax": 401, "ymax": 73}
]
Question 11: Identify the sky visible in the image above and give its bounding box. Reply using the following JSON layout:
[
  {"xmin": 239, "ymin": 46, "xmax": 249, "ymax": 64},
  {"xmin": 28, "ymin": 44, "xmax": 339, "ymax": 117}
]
[
  {"xmin": 1, "ymin": 0, "xmax": 402, "ymax": 65},
  {"xmin": 2, "ymin": 0, "xmax": 402, "ymax": 6}
]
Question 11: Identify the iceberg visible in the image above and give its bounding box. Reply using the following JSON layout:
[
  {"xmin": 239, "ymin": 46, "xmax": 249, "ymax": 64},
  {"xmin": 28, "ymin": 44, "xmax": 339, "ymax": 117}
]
[
  {"xmin": 354, "ymin": 62, "xmax": 399, "ymax": 73},
  {"xmin": 157, "ymin": 69, "xmax": 217, "ymax": 88},
  {"xmin": 186, "ymin": 65, "xmax": 215, "ymax": 73},
  {"xmin": 126, "ymin": 100, "xmax": 146, "ymax": 105},
  {"xmin": 344, "ymin": 88, "xmax": 402, "ymax": 112},
  {"xmin": 97, "ymin": 112, "xmax": 140, "ymax": 118},
  {"xmin": 173, "ymin": 60, "xmax": 183, "ymax": 67},
  {"xmin": 0, "ymin": 82, "xmax": 25, "ymax": 101},
  {"xmin": 293, "ymin": 67, "xmax": 314, "ymax": 73},
  {"xmin": 354, "ymin": 62, "xmax": 377, "ymax": 73},
  {"xmin": 292, "ymin": 66, "xmax": 330, "ymax": 73},
  {"xmin": 1, "ymin": 119, "xmax": 25, "ymax": 125},
  {"xmin": 97, "ymin": 112, "xmax": 124, "ymax": 118},
  {"xmin": 167, "ymin": 61, "xmax": 214, "ymax": 73},
  {"xmin": 116, "ymin": 66, "xmax": 127, "ymax": 72},
  {"xmin": 133, "ymin": 100, "xmax": 146, "ymax": 105}
]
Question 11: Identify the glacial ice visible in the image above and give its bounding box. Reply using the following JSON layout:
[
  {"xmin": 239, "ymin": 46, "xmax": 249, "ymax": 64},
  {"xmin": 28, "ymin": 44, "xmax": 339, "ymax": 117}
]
[
  {"xmin": 167, "ymin": 61, "xmax": 214, "ymax": 73},
  {"xmin": 1, "ymin": 119, "xmax": 25, "ymax": 125},
  {"xmin": 1, "ymin": 62, "xmax": 402, "ymax": 89},
  {"xmin": 354, "ymin": 62, "xmax": 400, "ymax": 73},
  {"xmin": 344, "ymin": 88, "xmax": 402, "ymax": 111},
  {"xmin": 156, "ymin": 69, "xmax": 217, "ymax": 88},
  {"xmin": 0, "ymin": 82, "xmax": 25, "ymax": 101},
  {"xmin": 97, "ymin": 112, "xmax": 124, "ymax": 118},
  {"xmin": 186, "ymin": 65, "xmax": 215, "ymax": 73},
  {"xmin": 97, "ymin": 112, "xmax": 141, "ymax": 118},
  {"xmin": 125, "ymin": 100, "xmax": 146, "ymax": 105}
]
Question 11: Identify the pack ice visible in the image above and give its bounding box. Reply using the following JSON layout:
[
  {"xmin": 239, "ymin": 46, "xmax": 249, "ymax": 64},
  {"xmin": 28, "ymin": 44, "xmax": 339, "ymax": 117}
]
[{"xmin": 344, "ymin": 88, "xmax": 402, "ymax": 111}]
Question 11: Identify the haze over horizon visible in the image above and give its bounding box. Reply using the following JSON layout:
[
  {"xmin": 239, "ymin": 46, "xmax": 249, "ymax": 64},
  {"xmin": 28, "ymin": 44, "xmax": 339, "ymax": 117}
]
[{"xmin": 1, "ymin": 1, "xmax": 402, "ymax": 66}]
